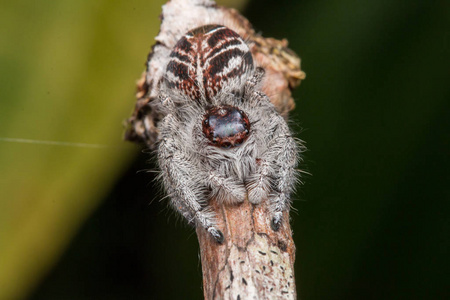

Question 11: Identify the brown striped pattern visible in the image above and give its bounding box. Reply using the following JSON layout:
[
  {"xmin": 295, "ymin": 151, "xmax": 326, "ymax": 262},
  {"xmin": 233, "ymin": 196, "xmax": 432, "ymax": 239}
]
[{"xmin": 165, "ymin": 24, "xmax": 254, "ymax": 102}]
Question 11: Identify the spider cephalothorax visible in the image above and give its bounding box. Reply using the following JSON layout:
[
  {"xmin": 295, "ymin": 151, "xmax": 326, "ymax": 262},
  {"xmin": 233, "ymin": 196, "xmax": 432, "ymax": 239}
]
[{"xmin": 157, "ymin": 24, "xmax": 299, "ymax": 243}]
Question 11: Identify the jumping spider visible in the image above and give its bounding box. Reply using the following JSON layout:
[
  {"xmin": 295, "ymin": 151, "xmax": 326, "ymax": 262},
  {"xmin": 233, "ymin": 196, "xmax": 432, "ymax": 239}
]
[{"xmin": 157, "ymin": 24, "xmax": 298, "ymax": 243}]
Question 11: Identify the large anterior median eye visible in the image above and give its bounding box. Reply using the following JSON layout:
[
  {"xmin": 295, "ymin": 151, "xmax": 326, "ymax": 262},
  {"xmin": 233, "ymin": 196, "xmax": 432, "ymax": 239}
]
[{"xmin": 202, "ymin": 105, "xmax": 250, "ymax": 149}]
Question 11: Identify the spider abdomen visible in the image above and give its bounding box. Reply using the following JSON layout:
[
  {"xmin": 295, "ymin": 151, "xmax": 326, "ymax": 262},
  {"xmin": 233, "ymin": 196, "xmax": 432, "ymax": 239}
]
[{"xmin": 166, "ymin": 24, "xmax": 254, "ymax": 102}]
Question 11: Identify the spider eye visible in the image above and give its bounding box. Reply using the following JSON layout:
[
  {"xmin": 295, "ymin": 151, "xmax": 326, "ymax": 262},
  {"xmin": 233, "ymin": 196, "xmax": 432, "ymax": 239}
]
[{"xmin": 202, "ymin": 105, "xmax": 250, "ymax": 149}]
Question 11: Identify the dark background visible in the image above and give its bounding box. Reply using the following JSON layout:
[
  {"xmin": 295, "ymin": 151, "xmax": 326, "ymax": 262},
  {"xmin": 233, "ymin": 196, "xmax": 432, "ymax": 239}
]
[{"xmin": 31, "ymin": 0, "xmax": 449, "ymax": 299}]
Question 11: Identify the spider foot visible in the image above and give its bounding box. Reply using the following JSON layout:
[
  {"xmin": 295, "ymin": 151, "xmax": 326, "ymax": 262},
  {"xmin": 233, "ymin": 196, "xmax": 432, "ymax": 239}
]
[
  {"xmin": 208, "ymin": 227, "xmax": 224, "ymax": 244},
  {"xmin": 271, "ymin": 212, "xmax": 283, "ymax": 231}
]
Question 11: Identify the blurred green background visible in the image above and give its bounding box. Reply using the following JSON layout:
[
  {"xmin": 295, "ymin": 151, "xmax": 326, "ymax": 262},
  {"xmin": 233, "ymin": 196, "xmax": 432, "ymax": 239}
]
[{"xmin": 0, "ymin": 0, "xmax": 448, "ymax": 299}]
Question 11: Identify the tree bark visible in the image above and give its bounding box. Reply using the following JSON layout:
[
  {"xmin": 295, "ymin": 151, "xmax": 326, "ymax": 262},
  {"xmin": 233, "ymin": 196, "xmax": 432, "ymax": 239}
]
[
  {"xmin": 197, "ymin": 198, "xmax": 297, "ymax": 299},
  {"xmin": 124, "ymin": 0, "xmax": 305, "ymax": 298}
]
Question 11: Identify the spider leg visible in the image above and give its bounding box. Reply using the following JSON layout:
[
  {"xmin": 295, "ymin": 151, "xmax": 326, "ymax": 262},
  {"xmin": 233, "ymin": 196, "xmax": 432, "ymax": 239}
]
[
  {"xmin": 246, "ymin": 91, "xmax": 298, "ymax": 231},
  {"xmin": 266, "ymin": 126, "xmax": 297, "ymax": 231},
  {"xmin": 158, "ymin": 113, "xmax": 224, "ymax": 243}
]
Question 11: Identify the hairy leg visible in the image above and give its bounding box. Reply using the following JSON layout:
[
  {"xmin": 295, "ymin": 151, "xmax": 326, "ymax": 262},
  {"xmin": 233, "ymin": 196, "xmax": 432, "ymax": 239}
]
[
  {"xmin": 245, "ymin": 90, "xmax": 298, "ymax": 230},
  {"xmin": 158, "ymin": 113, "xmax": 224, "ymax": 242}
]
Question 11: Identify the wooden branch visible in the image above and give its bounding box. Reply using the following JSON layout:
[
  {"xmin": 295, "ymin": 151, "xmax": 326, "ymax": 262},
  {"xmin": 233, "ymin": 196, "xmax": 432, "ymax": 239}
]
[
  {"xmin": 197, "ymin": 198, "xmax": 296, "ymax": 299},
  {"xmin": 124, "ymin": 0, "xmax": 305, "ymax": 298}
]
